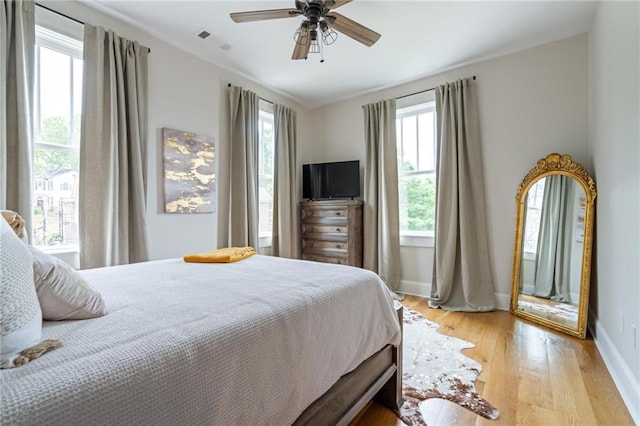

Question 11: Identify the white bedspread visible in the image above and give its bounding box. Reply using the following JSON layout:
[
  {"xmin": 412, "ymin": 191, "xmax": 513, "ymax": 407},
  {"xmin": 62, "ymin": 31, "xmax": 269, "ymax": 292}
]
[{"xmin": 0, "ymin": 255, "xmax": 401, "ymax": 425}]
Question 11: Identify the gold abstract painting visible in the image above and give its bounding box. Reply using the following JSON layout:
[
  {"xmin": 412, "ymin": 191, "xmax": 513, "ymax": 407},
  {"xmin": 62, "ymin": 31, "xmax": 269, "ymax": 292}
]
[{"xmin": 163, "ymin": 128, "xmax": 216, "ymax": 213}]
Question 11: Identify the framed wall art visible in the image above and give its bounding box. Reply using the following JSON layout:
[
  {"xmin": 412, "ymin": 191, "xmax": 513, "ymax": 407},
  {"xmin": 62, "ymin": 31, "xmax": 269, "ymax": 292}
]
[{"xmin": 162, "ymin": 127, "xmax": 216, "ymax": 213}]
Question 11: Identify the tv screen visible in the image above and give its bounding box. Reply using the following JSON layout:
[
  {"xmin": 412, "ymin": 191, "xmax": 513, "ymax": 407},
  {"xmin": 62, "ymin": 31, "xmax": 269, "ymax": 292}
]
[{"xmin": 303, "ymin": 160, "xmax": 360, "ymax": 200}]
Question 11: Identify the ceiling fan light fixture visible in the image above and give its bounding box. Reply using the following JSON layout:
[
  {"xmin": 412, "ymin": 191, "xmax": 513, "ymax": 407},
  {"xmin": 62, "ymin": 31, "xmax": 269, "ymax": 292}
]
[
  {"xmin": 309, "ymin": 29, "xmax": 321, "ymax": 54},
  {"xmin": 320, "ymin": 21, "xmax": 338, "ymax": 45}
]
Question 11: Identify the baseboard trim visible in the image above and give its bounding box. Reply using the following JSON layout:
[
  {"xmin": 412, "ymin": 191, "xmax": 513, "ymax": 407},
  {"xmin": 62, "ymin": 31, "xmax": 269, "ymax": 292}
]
[
  {"xmin": 398, "ymin": 281, "xmax": 511, "ymax": 313},
  {"xmin": 398, "ymin": 280, "xmax": 431, "ymax": 298},
  {"xmin": 588, "ymin": 309, "xmax": 640, "ymax": 424},
  {"xmin": 495, "ymin": 292, "xmax": 510, "ymax": 311}
]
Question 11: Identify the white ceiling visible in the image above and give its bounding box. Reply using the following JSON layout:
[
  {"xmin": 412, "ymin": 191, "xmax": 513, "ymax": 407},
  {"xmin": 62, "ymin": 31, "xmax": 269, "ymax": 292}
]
[{"xmin": 80, "ymin": 1, "xmax": 597, "ymax": 109}]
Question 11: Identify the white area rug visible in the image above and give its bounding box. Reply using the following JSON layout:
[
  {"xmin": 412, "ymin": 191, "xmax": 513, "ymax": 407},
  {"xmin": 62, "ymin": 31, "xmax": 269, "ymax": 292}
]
[{"xmin": 398, "ymin": 308, "xmax": 500, "ymax": 425}]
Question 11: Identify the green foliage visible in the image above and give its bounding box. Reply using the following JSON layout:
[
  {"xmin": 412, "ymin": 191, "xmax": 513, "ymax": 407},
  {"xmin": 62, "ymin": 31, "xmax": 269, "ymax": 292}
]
[
  {"xmin": 399, "ymin": 161, "xmax": 436, "ymax": 232},
  {"xmin": 41, "ymin": 116, "xmax": 70, "ymax": 145},
  {"xmin": 35, "ymin": 116, "xmax": 78, "ymax": 179},
  {"xmin": 47, "ymin": 232, "xmax": 62, "ymax": 245}
]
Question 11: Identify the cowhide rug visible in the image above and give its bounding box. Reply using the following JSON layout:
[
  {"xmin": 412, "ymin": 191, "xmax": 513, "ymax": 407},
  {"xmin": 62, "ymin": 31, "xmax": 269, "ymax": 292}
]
[{"xmin": 397, "ymin": 308, "xmax": 499, "ymax": 425}]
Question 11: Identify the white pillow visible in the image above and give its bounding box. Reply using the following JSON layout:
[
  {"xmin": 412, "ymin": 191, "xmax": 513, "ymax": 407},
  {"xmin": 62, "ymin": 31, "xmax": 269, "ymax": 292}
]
[
  {"xmin": 29, "ymin": 246, "xmax": 107, "ymax": 320},
  {"xmin": 0, "ymin": 218, "xmax": 42, "ymax": 368}
]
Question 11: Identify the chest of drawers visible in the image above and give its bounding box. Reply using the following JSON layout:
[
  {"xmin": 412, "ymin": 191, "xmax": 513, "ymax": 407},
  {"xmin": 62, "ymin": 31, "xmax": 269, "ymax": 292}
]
[{"xmin": 300, "ymin": 200, "xmax": 363, "ymax": 267}]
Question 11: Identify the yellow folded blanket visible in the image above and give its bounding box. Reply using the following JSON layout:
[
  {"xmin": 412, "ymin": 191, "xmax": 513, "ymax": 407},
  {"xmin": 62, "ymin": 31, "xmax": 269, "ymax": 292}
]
[{"xmin": 183, "ymin": 246, "xmax": 256, "ymax": 263}]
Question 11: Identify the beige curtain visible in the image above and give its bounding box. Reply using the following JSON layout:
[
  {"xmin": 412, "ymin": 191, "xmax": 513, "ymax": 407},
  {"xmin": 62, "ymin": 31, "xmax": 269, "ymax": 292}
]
[
  {"xmin": 1, "ymin": 0, "xmax": 34, "ymax": 239},
  {"xmin": 272, "ymin": 104, "xmax": 299, "ymax": 258},
  {"xmin": 363, "ymin": 99, "xmax": 402, "ymax": 293},
  {"xmin": 430, "ymin": 78, "xmax": 496, "ymax": 311},
  {"xmin": 534, "ymin": 175, "xmax": 574, "ymax": 301},
  {"xmin": 226, "ymin": 85, "xmax": 259, "ymax": 248},
  {"xmin": 79, "ymin": 25, "xmax": 149, "ymax": 269}
]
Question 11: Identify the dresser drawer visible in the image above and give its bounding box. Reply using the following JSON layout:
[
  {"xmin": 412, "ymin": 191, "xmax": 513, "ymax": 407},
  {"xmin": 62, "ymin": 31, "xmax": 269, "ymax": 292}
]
[
  {"xmin": 302, "ymin": 254, "xmax": 350, "ymax": 265},
  {"xmin": 302, "ymin": 247, "xmax": 348, "ymax": 259},
  {"xmin": 302, "ymin": 208, "xmax": 349, "ymax": 219},
  {"xmin": 302, "ymin": 224, "xmax": 349, "ymax": 234},
  {"xmin": 302, "ymin": 240, "xmax": 349, "ymax": 251},
  {"xmin": 302, "ymin": 232, "xmax": 348, "ymax": 242}
]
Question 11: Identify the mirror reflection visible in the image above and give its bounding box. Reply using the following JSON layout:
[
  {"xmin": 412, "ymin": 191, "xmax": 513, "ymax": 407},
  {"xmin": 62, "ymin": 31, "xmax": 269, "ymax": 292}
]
[
  {"xmin": 510, "ymin": 153, "xmax": 596, "ymax": 339},
  {"xmin": 517, "ymin": 175, "xmax": 586, "ymax": 329}
]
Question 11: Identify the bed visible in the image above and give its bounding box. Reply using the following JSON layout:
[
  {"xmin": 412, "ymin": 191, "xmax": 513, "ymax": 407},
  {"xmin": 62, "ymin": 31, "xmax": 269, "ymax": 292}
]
[{"xmin": 0, "ymin": 254, "xmax": 402, "ymax": 425}]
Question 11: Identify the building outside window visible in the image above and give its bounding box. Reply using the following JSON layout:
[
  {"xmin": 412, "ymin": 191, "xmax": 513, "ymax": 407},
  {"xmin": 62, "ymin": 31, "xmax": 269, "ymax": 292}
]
[
  {"xmin": 396, "ymin": 100, "xmax": 437, "ymax": 238},
  {"xmin": 258, "ymin": 101, "xmax": 274, "ymax": 246},
  {"xmin": 33, "ymin": 25, "xmax": 83, "ymax": 249}
]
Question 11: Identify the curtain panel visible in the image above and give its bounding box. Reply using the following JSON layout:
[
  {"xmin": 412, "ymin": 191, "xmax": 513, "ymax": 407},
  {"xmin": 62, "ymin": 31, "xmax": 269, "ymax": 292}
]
[
  {"xmin": 429, "ymin": 78, "xmax": 496, "ymax": 311},
  {"xmin": 272, "ymin": 104, "xmax": 299, "ymax": 258},
  {"xmin": 363, "ymin": 99, "xmax": 402, "ymax": 293},
  {"xmin": 226, "ymin": 85, "xmax": 259, "ymax": 248},
  {"xmin": 1, "ymin": 0, "xmax": 35, "ymax": 238},
  {"xmin": 79, "ymin": 24, "xmax": 149, "ymax": 269}
]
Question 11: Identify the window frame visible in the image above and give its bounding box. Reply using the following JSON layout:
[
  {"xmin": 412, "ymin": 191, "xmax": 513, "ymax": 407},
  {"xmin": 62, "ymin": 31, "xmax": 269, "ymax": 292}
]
[
  {"xmin": 257, "ymin": 100, "xmax": 275, "ymax": 248},
  {"xmin": 396, "ymin": 93, "xmax": 437, "ymax": 247},
  {"xmin": 32, "ymin": 22, "xmax": 83, "ymax": 253}
]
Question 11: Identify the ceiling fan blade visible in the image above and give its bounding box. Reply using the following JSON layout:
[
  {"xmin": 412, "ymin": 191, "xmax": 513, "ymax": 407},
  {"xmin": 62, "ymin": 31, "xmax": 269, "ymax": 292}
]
[
  {"xmin": 325, "ymin": 12, "xmax": 381, "ymax": 47},
  {"xmin": 327, "ymin": 0, "xmax": 353, "ymax": 9},
  {"xmin": 292, "ymin": 27, "xmax": 311, "ymax": 60},
  {"xmin": 230, "ymin": 9, "xmax": 301, "ymax": 23}
]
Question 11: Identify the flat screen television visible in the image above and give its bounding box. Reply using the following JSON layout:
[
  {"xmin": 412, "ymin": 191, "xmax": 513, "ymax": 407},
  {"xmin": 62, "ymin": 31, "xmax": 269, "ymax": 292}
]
[{"xmin": 303, "ymin": 160, "xmax": 360, "ymax": 200}]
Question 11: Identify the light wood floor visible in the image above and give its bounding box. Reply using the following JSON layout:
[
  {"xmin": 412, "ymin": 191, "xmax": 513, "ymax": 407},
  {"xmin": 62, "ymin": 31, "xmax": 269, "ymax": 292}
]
[{"xmin": 352, "ymin": 295, "xmax": 634, "ymax": 426}]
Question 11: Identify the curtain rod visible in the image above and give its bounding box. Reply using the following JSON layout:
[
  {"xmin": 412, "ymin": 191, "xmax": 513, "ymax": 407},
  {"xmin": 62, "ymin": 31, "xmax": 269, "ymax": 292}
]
[
  {"xmin": 396, "ymin": 75, "xmax": 476, "ymax": 100},
  {"xmin": 227, "ymin": 83, "xmax": 273, "ymax": 105},
  {"xmin": 36, "ymin": 3, "xmax": 84, "ymax": 25},
  {"xmin": 35, "ymin": 3, "xmax": 151, "ymax": 53}
]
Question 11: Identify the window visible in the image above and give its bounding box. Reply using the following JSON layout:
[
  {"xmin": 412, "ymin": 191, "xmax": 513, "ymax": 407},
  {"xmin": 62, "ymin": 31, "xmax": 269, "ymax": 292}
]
[
  {"xmin": 396, "ymin": 99, "xmax": 437, "ymax": 239},
  {"xmin": 33, "ymin": 25, "xmax": 83, "ymax": 249},
  {"xmin": 523, "ymin": 178, "xmax": 546, "ymax": 254},
  {"xmin": 258, "ymin": 101, "xmax": 274, "ymax": 244}
]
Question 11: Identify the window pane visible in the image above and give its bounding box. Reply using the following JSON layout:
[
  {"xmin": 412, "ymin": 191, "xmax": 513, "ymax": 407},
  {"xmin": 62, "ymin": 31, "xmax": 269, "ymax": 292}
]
[
  {"xmin": 398, "ymin": 174, "xmax": 436, "ymax": 232},
  {"xmin": 33, "ymin": 148, "xmax": 79, "ymax": 247},
  {"xmin": 71, "ymin": 57, "xmax": 83, "ymax": 147},
  {"xmin": 523, "ymin": 179, "xmax": 547, "ymax": 252},
  {"xmin": 258, "ymin": 176, "xmax": 273, "ymax": 235},
  {"xmin": 258, "ymin": 111, "xmax": 274, "ymax": 239},
  {"xmin": 418, "ymin": 111, "xmax": 434, "ymax": 171},
  {"xmin": 39, "ymin": 46, "xmax": 71, "ymax": 145},
  {"xmin": 401, "ymin": 115, "xmax": 417, "ymax": 171},
  {"xmin": 262, "ymin": 121, "xmax": 273, "ymax": 176}
]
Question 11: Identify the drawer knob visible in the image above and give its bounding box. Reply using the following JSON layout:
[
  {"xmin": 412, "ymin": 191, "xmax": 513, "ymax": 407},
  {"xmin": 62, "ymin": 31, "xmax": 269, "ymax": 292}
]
[
  {"xmin": 336, "ymin": 228, "xmax": 340, "ymax": 231},
  {"xmin": 336, "ymin": 212, "xmax": 341, "ymax": 216},
  {"xmin": 336, "ymin": 245, "xmax": 341, "ymax": 249}
]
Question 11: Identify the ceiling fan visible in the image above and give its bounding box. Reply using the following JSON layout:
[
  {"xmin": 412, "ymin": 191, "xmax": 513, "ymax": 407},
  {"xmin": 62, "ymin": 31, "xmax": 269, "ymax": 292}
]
[{"xmin": 230, "ymin": 0, "xmax": 381, "ymax": 61}]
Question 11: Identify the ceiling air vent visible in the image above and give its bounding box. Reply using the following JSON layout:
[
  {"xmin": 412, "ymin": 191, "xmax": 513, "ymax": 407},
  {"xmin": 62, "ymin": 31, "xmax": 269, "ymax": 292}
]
[
  {"xmin": 197, "ymin": 30, "xmax": 211, "ymax": 40},
  {"xmin": 196, "ymin": 28, "xmax": 232, "ymax": 51}
]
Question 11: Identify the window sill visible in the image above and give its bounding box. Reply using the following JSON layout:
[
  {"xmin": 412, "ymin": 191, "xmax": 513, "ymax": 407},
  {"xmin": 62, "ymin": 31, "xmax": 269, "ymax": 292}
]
[
  {"xmin": 400, "ymin": 233, "xmax": 434, "ymax": 248},
  {"xmin": 35, "ymin": 245, "xmax": 79, "ymax": 255}
]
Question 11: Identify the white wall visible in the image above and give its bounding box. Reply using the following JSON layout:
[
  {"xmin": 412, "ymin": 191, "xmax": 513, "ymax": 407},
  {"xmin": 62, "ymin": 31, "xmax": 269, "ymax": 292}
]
[
  {"xmin": 41, "ymin": 1, "xmax": 312, "ymax": 263},
  {"xmin": 588, "ymin": 1, "xmax": 640, "ymax": 421},
  {"xmin": 301, "ymin": 34, "xmax": 589, "ymax": 307}
]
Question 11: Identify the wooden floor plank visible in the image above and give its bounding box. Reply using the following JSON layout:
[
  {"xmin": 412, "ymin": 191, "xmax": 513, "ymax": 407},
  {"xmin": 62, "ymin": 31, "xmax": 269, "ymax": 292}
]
[{"xmin": 352, "ymin": 295, "xmax": 634, "ymax": 426}]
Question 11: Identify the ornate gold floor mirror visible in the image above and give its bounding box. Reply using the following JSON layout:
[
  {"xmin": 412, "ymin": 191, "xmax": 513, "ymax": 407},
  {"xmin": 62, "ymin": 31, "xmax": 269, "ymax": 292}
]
[{"xmin": 510, "ymin": 153, "xmax": 596, "ymax": 339}]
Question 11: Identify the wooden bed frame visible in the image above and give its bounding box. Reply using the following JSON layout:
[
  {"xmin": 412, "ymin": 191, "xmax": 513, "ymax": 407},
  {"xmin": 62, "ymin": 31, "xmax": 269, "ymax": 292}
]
[{"xmin": 294, "ymin": 306, "xmax": 404, "ymax": 425}]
